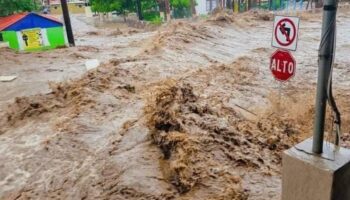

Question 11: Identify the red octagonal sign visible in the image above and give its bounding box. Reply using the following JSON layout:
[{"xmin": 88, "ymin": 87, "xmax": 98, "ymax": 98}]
[{"xmin": 270, "ymin": 49, "xmax": 296, "ymax": 82}]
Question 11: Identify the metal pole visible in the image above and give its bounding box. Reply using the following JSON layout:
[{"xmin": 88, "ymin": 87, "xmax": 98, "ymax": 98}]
[
  {"xmin": 60, "ymin": 0, "xmax": 75, "ymax": 47},
  {"xmin": 312, "ymin": 0, "xmax": 337, "ymax": 154}
]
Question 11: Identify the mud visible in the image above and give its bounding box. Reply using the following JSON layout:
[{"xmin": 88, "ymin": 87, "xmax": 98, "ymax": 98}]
[{"xmin": 1, "ymin": 9, "xmax": 350, "ymax": 200}]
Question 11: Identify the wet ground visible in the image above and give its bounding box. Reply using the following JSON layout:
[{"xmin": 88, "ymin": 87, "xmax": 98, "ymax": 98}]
[{"xmin": 0, "ymin": 9, "xmax": 350, "ymax": 200}]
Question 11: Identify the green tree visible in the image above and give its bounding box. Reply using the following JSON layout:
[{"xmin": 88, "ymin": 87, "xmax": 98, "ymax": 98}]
[
  {"xmin": 91, "ymin": 0, "xmax": 137, "ymax": 20},
  {"xmin": 142, "ymin": 0, "xmax": 160, "ymax": 21},
  {"xmin": 90, "ymin": 0, "xmax": 193, "ymax": 22},
  {"xmin": 91, "ymin": 0, "xmax": 123, "ymax": 14},
  {"xmin": 170, "ymin": 0, "xmax": 190, "ymax": 8},
  {"xmin": 170, "ymin": 0, "xmax": 191, "ymax": 18},
  {"xmin": 91, "ymin": 0, "xmax": 158, "ymax": 21},
  {"xmin": 0, "ymin": 0, "xmax": 39, "ymax": 17}
]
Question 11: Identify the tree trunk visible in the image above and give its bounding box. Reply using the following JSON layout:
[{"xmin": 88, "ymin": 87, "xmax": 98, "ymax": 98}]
[
  {"xmin": 164, "ymin": 0, "xmax": 171, "ymax": 21},
  {"xmin": 136, "ymin": 0, "xmax": 143, "ymax": 20},
  {"xmin": 190, "ymin": 0, "xmax": 196, "ymax": 16}
]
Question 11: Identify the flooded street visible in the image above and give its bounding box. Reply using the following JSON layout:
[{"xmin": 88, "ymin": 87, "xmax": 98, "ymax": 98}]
[{"xmin": 1, "ymin": 8, "xmax": 350, "ymax": 200}]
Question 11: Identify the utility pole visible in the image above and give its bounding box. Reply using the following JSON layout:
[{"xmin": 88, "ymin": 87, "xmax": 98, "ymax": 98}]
[
  {"xmin": 136, "ymin": 0, "xmax": 143, "ymax": 20},
  {"xmin": 312, "ymin": 0, "xmax": 338, "ymax": 154},
  {"xmin": 60, "ymin": 0, "xmax": 75, "ymax": 47}
]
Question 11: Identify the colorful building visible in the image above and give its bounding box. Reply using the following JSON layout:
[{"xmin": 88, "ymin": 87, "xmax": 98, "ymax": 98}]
[
  {"xmin": 48, "ymin": 0, "xmax": 88, "ymax": 15},
  {"xmin": 0, "ymin": 13, "xmax": 66, "ymax": 51}
]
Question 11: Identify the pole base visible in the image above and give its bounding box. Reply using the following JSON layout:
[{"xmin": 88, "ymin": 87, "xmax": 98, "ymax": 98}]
[{"xmin": 282, "ymin": 137, "xmax": 350, "ymax": 200}]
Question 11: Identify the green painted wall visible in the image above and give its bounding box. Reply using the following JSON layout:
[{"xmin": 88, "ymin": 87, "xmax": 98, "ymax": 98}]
[
  {"xmin": 1, "ymin": 31, "xmax": 19, "ymax": 50},
  {"xmin": 47, "ymin": 27, "xmax": 66, "ymax": 48},
  {"xmin": 1, "ymin": 27, "xmax": 65, "ymax": 51}
]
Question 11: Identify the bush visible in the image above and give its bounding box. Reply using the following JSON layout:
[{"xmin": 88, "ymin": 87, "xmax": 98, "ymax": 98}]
[
  {"xmin": 150, "ymin": 16, "xmax": 162, "ymax": 25},
  {"xmin": 143, "ymin": 10, "xmax": 160, "ymax": 21}
]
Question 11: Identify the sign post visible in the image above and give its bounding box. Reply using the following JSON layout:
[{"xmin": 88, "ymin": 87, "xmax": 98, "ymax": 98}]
[{"xmin": 270, "ymin": 16, "xmax": 299, "ymax": 83}]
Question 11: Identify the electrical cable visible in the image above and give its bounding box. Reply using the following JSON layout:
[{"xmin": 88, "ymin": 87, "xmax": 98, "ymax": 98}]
[{"xmin": 318, "ymin": 2, "xmax": 341, "ymax": 146}]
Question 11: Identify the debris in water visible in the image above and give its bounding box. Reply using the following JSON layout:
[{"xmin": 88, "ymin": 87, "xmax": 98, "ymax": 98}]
[
  {"xmin": 0, "ymin": 75, "xmax": 17, "ymax": 82},
  {"xmin": 85, "ymin": 59, "xmax": 100, "ymax": 71}
]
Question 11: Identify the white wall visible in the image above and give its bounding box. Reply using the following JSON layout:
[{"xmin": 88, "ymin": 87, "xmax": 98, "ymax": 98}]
[
  {"xmin": 196, "ymin": 0, "xmax": 208, "ymax": 15},
  {"xmin": 196, "ymin": 0, "xmax": 222, "ymax": 15}
]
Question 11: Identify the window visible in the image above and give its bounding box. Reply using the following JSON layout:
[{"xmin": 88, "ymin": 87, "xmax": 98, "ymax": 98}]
[{"xmin": 0, "ymin": 33, "xmax": 3, "ymax": 42}]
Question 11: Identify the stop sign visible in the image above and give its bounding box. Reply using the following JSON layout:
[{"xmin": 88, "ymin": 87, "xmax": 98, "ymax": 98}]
[{"xmin": 270, "ymin": 49, "xmax": 296, "ymax": 81}]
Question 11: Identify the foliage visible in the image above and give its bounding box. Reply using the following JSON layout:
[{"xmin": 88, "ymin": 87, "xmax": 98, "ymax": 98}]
[
  {"xmin": 0, "ymin": 0, "xmax": 39, "ymax": 17},
  {"xmin": 170, "ymin": 0, "xmax": 190, "ymax": 9},
  {"xmin": 150, "ymin": 16, "xmax": 162, "ymax": 25},
  {"xmin": 142, "ymin": 0, "xmax": 160, "ymax": 21},
  {"xmin": 90, "ymin": 0, "xmax": 193, "ymax": 21},
  {"xmin": 142, "ymin": 0, "xmax": 159, "ymax": 11},
  {"xmin": 171, "ymin": 0, "xmax": 191, "ymax": 18},
  {"xmin": 143, "ymin": 11, "xmax": 160, "ymax": 21},
  {"xmin": 91, "ymin": 0, "xmax": 124, "ymax": 13},
  {"xmin": 90, "ymin": 0, "xmax": 138, "ymax": 15}
]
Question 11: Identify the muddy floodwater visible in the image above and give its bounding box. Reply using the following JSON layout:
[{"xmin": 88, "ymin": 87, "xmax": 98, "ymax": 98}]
[{"xmin": 1, "ymin": 9, "xmax": 350, "ymax": 200}]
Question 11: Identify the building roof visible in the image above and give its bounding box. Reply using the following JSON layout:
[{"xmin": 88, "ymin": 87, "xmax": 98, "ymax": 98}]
[
  {"xmin": 0, "ymin": 13, "xmax": 62, "ymax": 31},
  {"xmin": 0, "ymin": 13, "xmax": 27, "ymax": 31}
]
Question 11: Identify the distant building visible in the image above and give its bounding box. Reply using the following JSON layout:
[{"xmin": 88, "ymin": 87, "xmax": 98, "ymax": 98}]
[
  {"xmin": 46, "ymin": 0, "xmax": 88, "ymax": 15},
  {"xmin": 0, "ymin": 13, "xmax": 66, "ymax": 51}
]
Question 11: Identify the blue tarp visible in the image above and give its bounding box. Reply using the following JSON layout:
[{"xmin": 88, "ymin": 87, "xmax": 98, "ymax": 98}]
[{"xmin": 5, "ymin": 13, "xmax": 62, "ymax": 31}]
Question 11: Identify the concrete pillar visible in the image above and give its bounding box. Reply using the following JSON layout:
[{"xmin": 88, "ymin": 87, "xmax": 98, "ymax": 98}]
[{"xmin": 282, "ymin": 138, "xmax": 350, "ymax": 200}]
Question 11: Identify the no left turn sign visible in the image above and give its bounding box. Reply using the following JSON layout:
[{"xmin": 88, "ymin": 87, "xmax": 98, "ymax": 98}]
[{"xmin": 272, "ymin": 16, "xmax": 300, "ymax": 51}]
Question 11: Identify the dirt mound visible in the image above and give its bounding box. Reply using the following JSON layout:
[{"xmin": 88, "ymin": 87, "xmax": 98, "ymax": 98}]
[{"xmin": 142, "ymin": 21, "xmax": 213, "ymax": 54}]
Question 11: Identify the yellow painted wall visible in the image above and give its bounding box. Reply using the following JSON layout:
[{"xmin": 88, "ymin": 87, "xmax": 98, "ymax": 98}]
[{"xmin": 50, "ymin": 3, "xmax": 86, "ymax": 14}]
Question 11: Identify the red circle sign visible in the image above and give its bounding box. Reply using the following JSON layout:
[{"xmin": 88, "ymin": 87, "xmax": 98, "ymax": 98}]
[
  {"xmin": 270, "ymin": 50, "xmax": 296, "ymax": 81},
  {"xmin": 275, "ymin": 18, "xmax": 297, "ymax": 47}
]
